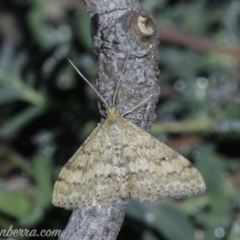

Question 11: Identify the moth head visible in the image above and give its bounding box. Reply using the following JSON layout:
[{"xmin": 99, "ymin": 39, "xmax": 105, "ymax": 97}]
[{"xmin": 106, "ymin": 106, "xmax": 119, "ymax": 117}]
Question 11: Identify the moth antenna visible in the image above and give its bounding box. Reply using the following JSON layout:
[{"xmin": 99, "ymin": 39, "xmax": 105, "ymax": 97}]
[
  {"xmin": 121, "ymin": 94, "xmax": 153, "ymax": 117},
  {"xmin": 68, "ymin": 59, "xmax": 109, "ymax": 109},
  {"xmin": 112, "ymin": 52, "xmax": 130, "ymax": 106}
]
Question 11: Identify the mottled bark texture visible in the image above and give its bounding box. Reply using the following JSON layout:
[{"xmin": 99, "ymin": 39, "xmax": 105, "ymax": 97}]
[{"xmin": 59, "ymin": 0, "xmax": 160, "ymax": 239}]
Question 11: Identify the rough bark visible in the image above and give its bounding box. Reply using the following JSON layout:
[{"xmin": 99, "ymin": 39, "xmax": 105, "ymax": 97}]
[{"xmin": 59, "ymin": 0, "xmax": 160, "ymax": 239}]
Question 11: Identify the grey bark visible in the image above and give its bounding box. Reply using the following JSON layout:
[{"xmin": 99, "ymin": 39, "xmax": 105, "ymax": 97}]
[{"xmin": 59, "ymin": 0, "xmax": 160, "ymax": 239}]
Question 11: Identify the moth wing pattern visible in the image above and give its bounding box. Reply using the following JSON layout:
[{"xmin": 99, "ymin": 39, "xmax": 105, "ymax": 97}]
[
  {"xmin": 119, "ymin": 118, "xmax": 206, "ymax": 201},
  {"xmin": 52, "ymin": 122, "xmax": 126, "ymax": 209}
]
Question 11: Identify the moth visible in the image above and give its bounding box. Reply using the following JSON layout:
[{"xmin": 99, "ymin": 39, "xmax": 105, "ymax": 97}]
[{"xmin": 52, "ymin": 59, "xmax": 206, "ymax": 209}]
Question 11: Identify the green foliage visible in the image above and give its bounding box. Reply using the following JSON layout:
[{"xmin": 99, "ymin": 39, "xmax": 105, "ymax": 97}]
[
  {"xmin": 0, "ymin": 190, "xmax": 31, "ymax": 218},
  {"xmin": 0, "ymin": 0, "xmax": 239, "ymax": 240}
]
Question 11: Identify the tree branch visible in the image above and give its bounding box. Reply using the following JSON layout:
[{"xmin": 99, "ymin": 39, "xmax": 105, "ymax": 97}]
[{"xmin": 59, "ymin": 0, "xmax": 160, "ymax": 239}]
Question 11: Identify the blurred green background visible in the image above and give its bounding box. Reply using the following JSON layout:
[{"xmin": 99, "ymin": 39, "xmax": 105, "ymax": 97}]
[{"xmin": 0, "ymin": 0, "xmax": 239, "ymax": 239}]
